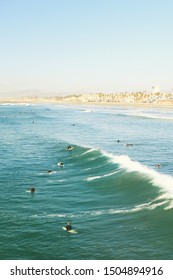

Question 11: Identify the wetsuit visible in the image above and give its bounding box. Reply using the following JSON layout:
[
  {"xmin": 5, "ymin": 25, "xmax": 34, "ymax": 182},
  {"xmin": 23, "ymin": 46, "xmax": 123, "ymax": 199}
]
[{"xmin": 66, "ymin": 224, "xmax": 72, "ymax": 231}]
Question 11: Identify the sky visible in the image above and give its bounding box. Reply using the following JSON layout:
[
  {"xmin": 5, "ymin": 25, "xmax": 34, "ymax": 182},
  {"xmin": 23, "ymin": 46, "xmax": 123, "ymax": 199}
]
[{"xmin": 0, "ymin": 0, "xmax": 173, "ymax": 97}]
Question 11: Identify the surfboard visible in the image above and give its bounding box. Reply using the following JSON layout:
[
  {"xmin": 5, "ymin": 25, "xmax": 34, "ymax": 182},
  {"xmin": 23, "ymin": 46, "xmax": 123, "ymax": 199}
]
[
  {"xmin": 67, "ymin": 146, "xmax": 73, "ymax": 151},
  {"xmin": 62, "ymin": 227, "xmax": 78, "ymax": 234}
]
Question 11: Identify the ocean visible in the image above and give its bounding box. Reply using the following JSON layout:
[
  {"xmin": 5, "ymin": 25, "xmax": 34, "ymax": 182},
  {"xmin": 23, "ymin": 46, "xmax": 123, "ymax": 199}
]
[{"xmin": 0, "ymin": 102, "xmax": 173, "ymax": 260}]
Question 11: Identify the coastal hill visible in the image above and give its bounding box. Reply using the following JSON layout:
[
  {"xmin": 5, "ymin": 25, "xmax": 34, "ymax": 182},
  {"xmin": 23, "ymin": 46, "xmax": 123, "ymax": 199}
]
[{"xmin": 1, "ymin": 92, "xmax": 173, "ymax": 105}]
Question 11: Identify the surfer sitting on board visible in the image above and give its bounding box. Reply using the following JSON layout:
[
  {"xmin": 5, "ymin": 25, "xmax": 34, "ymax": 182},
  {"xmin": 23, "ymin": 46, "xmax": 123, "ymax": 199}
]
[
  {"xmin": 66, "ymin": 222, "xmax": 72, "ymax": 231},
  {"xmin": 67, "ymin": 145, "xmax": 73, "ymax": 151}
]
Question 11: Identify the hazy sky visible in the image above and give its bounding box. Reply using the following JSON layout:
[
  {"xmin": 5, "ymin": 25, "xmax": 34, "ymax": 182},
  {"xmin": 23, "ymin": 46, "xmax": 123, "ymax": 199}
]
[{"xmin": 0, "ymin": 0, "xmax": 173, "ymax": 97}]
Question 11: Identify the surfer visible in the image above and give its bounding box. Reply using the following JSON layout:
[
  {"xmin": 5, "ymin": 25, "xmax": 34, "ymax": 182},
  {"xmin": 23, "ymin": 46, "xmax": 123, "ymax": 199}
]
[
  {"xmin": 125, "ymin": 143, "xmax": 133, "ymax": 147},
  {"xmin": 29, "ymin": 187, "xmax": 35, "ymax": 193},
  {"xmin": 66, "ymin": 222, "xmax": 72, "ymax": 231},
  {"xmin": 47, "ymin": 170, "xmax": 55, "ymax": 174},
  {"xmin": 67, "ymin": 145, "xmax": 73, "ymax": 151},
  {"xmin": 155, "ymin": 164, "xmax": 161, "ymax": 168},
  {"xmin": 58, "ymin": 162, "xmax": 64, "ymax": 167}
]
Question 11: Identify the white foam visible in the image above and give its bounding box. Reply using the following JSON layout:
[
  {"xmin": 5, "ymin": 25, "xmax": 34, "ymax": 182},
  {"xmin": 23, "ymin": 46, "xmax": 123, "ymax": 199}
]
[
  {"xmin": 102, "ymin": 151, "xmax": 173, "ymax": 199},
  {"xmin": 85, "ymin": 170, "xmax": 120, "ymax": 181},
  {"xmin": 83, "ymin": 200, "xmax": 167, "ymax": 217},
  {"xmin": 135, "ymin": 112, "xmax": 173, "ymax": 121},
  {"xmin": 84, "ymin": 167, "xmax": 92, "ymax": 171},
  {"xmin": 47, "ymin": 214, "xmax": 67, "ymax": 218},
  {"xmin": 82, "ymin": 109, "xmax": 94, "ymax": 113},
  {"xmin": 81, "ymin": 148, "xmax": 96, "ymax": 155},
  {"xmin": 0, "ymin": 103, "xmax": 33, "ymax": 106},
  {"xmin": 33, "ymin": 197, "xmax": 169, "ymax": 220},
  {"xmin": 120, "ymin": 110, "xmax": 173, "ymax": 121},
  {"xmin": 164, "ymin": 202, "xmax": 173, "ymax": 210}
]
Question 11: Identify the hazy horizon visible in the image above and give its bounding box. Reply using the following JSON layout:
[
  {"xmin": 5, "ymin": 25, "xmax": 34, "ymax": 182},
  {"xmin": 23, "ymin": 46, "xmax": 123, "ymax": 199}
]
[{"xmin": 1, "ymin": 0, "xmax": 173, "ymax": 98}]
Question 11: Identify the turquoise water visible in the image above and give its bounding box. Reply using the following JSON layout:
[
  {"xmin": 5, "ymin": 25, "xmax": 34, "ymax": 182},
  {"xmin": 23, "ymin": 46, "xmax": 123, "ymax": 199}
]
[{"xmin": 0, "ymin": 103, "xmax": 173, "ymax": 260}]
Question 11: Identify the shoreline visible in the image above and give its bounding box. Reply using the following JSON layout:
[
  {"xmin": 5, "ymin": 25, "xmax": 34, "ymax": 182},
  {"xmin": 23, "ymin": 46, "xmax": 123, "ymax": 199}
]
[{"xmin": 0, "ymin": 97, "xmax": 173, "ymax": 109}]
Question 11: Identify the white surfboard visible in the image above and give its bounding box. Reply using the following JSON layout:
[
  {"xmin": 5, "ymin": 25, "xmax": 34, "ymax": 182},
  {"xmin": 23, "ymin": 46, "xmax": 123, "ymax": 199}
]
[{"xmin": 67, "ymin": 146, "xmax": 73, "ymax": 151}]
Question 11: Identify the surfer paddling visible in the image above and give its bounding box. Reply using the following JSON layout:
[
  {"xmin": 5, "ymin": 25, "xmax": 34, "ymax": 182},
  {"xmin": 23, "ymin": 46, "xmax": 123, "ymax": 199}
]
[
  {"xmin": 125, "ymin": 143, "xmax": 133, "ymax": 147},
  {"xmin": 47, "ymin": 170, "xmax": 56, "ymax": 174}
]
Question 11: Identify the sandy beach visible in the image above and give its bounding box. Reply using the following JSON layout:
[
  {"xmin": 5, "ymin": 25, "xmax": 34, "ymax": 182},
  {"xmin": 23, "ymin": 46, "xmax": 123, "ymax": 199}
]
[{"xmin": 1, "ymin": 96, "xmax": 173, "ymax": 109}]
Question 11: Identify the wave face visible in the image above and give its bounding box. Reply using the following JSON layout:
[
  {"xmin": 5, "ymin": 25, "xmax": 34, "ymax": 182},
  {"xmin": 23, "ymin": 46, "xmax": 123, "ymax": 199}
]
[{"xmin": 0, "ymin": 103, "xmax": 173, "ymax": 260}]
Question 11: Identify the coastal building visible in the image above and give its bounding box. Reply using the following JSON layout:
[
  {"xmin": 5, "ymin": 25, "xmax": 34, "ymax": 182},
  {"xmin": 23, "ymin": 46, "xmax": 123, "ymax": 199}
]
[{"xmin": 152, "ymin": 85, "xmax": 160, "ymax": 94}]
